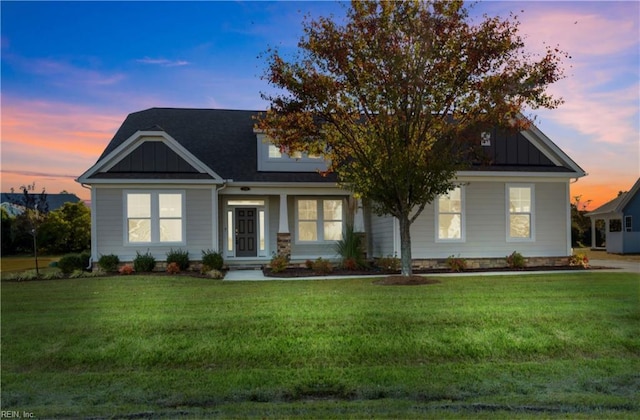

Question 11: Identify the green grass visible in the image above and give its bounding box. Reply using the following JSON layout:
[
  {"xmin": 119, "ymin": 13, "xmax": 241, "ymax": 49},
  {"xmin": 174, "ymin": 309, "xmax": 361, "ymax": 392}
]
[
  {"xmin": 2, "ymin": 273, "xmax": 639, "ymax": 418},
  {"xmin": 0, "ymin": 255, "xmax": 60, "ymax": 273}
]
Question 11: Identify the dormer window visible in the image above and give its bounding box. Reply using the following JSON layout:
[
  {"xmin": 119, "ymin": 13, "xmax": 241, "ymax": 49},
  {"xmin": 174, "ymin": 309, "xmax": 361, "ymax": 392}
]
[{"xmin": 256, "ymin": 131, "xmax": 329, "ymax": 172}]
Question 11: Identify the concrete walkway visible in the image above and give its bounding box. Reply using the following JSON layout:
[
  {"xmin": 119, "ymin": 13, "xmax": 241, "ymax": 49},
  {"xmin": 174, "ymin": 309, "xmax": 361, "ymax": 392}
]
[{"xmin": 224, "ymin": 260, "xmax": 639, "ymax": 281}]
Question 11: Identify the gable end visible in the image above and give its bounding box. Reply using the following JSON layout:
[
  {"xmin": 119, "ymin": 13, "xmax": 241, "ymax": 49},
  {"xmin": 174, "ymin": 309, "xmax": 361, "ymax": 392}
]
[{"xmin": 107, "ymin": 141, "xmax": 198, "ymax": 173}]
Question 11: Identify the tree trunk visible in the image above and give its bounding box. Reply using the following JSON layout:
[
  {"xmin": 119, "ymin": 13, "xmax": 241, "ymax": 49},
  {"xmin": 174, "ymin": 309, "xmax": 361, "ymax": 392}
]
[{"xmin": 398, "ymin": 213, "xmax": 413, "ymax": 276}]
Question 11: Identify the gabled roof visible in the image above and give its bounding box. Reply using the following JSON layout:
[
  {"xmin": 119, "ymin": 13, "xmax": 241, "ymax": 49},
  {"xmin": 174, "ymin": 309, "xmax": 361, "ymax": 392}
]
[
  {"xmin": 586, "ymin": 178, "xmax": 640, "ymax": 217},
  {"xmin": 80, "ymin": 108, "xmax": 337, "ymax": 184},
  {"xmin": 78, "ymin": 107, "xmax": 586, "ymax": 185}
]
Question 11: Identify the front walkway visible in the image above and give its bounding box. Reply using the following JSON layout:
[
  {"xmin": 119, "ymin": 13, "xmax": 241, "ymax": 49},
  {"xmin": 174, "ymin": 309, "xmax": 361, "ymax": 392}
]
[{"xmin": 224, "ymin": 260, "xmax": 639, "ymax": 281}]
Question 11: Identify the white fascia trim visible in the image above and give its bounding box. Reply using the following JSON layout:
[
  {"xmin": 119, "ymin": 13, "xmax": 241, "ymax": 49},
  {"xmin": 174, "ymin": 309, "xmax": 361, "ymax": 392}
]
[
  {"xmin": 223, "ymin": 183, "xmax": 349, "ymax": 196},
  {"xmin": 76, "ymin": 130, "xmax": 224, "ymax": 183},
  {"xmin": 455, "ymin": 171, "xmax": 583, "ymax": 180},
  {"xmin": 76, "ymin": 178, "xmax": 225, "ymax": 185},
  {"xmin": 521, "ymin": 125, "xmax": 586, "ymax": 177}
]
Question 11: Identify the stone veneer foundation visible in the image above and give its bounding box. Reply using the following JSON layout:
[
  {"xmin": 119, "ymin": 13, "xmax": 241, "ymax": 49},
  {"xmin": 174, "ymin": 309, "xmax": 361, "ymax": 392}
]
[
  {"xmin": 276, "ymin": 233, "xmax": 292, "ymax": 258},
  {"xmin": 410, "ymin": 256, "xmax": 570, "ymax": 270}
]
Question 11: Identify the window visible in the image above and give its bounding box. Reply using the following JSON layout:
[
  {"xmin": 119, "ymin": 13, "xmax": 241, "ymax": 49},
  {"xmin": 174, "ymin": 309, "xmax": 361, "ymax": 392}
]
[
  {"xmin": 125, "ymin": 191, "xmax": 184, "ymax": 244},
  {"xmin": 507, "ymin": 184, "xmax": 534, "ymax": 241},
  {"xmin": 437, "ymin": 186, "xmax": 464, "ymax": 241},
  {"xmin": 625, "ymin": 216, "xmax": 632, "ymax": 232},
  {"xmin": 268, "ymin": 144, "xmax": 282, "ymax": 158},
  {"xmin": 610, "ymin": 219, "xmax": 622, "ymax": 232},
  {"xmin": 297, "ymin": 198, "xmax": 343, "ymax": 242}
]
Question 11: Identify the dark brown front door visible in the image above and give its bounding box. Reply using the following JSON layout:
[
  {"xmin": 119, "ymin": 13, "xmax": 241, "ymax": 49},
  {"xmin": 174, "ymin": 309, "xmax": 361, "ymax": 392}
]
[{"xmin": 235, "ymin": 208, "xmax": 257, "ymax": 257}]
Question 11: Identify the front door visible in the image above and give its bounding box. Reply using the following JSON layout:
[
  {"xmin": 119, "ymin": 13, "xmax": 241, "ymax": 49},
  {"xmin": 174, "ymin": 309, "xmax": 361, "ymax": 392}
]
[{"xmin": 235, "ymin": 208, "xmax": 257, "ymax": 257}]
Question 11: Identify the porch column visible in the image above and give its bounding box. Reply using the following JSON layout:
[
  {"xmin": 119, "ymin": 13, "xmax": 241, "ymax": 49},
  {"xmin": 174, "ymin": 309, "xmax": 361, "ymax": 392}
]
[
  {"xmin": 353, "ymin": 198, "xmax": 365, "ymax": 233},
  {"xmin": 591, "ymin": 218, "xmax": 596, "ymax": 249},
  {"xmin": 278, "ymin": 193, "xmax": 289, "ymax": 233},
  {"xmin": 353, "ymin": 198, "xmax": 367, "ymax": 259},
  {"xmin": 277, "ymin": 194, "xmax": 291, "ymax": 257}
]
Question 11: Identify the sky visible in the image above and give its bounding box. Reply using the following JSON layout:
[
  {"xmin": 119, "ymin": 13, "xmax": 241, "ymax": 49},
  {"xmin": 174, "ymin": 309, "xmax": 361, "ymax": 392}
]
[{"xmin": 1, "ymin": 1, "xmax": 638, "ymax": 211}]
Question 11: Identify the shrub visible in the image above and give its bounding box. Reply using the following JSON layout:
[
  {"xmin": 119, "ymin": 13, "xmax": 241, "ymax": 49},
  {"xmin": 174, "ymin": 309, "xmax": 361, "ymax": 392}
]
[
  {"xmin": 342, "ymin": 257, "xmax": 359, "ymax": 271},
  {"xmin": 42, "ymin": 270, "xmax": 64, "ymax": 280},
  {"xmin": 207, "ymin": 269, "xmax": 224, "ymax": 279},
  {"xmin": 506, "ymin": 251, "xmax": 526, "ymax": 269},
  {"xmin": 305, "ymin": 259, "xmax": 314, "ymax": 270},
  {"xmin": 311, "ymin": 257, "xmax": 333, "ymax": 275},
  {"xmin": 58, "ymin": 253, "xmax": 85, "ymax": 274},
  {"xmin": 569, "ymin": 253, "xmax": 589, "ymax": 268},
  {"xmin": 377, "ymin": 255, "xmax": 400, "ymax": 272},
  {"xmin": 166, "ymin": 248, "xmax": 190, "ymax": 271},
  {"xmin": 13, "ymin": 270, "xmax": 40, "ymax": 281},
  {"xmin": 119, "ymin": 265, "xmax": 135, "ymax": 275},
  {"xmin": 133, "ymin": 251, "xmax": 156, "ymax": 272},
  {"xmin": 446, "ymin": 255, "xmax": 467, "ymax": 272},
  {"xmin": 202, "ymin": 249, "xmax": 224, "ymax": 271},
  {"xmin": 270, "ymin": 254, "xmax": 289, "ymax": 273},
  {"xmin": 334, "ymin": 224, "xmax": 364, "ymax": 268},
  {"xmin": 69, "ymin": 269, "xmax": 86, "ymax": 279},
  {"xmin": 98, "ymin": 254, "xmax": 120, "ymax": 272},
  {"xmin": 166, "ymin": 262, "xmax": 181, "ymax": 274}
]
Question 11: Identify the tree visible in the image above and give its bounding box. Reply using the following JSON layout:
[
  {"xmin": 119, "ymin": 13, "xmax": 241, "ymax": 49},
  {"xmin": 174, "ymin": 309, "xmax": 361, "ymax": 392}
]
[
  {"xmin": 39, "ymin": 202, "xmax": 91, "ymax": 253},
  {"xmin": 571, "ymin": 195, "xmax": 591, "ymax": 247},
  {"xmin": 256, "ymin": 0, "xmax": 567, "ymax": 276},
  {"xmin": 1, "ymin": 207, "xmax": 13, "ymax": 255}
]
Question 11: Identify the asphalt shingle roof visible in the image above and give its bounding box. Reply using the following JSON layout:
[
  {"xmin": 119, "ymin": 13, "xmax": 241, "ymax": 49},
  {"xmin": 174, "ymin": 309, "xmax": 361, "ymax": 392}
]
[
  {"xmin": 98, "ymin": 108, "xmax": 336, "ymax": 183},
  {"xmin": 94, "ymin": 107, "xmax": 577, "ymax": 183}
]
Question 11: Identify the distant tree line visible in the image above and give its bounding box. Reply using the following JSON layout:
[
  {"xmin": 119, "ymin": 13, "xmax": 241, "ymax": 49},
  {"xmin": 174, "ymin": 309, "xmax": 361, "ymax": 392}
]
[{"xmin": 1, "ymin": 186, "xmax": 90, "ymax": 255}]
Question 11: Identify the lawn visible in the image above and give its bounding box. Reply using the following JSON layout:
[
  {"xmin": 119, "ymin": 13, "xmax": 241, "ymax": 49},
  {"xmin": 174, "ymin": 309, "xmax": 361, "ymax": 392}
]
[{"xmin": 1, "ymin": 272, "xmax": 638, "ymax": 418}]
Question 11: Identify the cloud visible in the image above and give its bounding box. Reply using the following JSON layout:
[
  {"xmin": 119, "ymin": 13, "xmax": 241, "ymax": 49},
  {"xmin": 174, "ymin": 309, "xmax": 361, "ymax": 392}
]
[
  {"xmin": 136, "ymin": 57, "xmax": 190, "ymax": 67},
  {"xmin": 6, "ymin": 55, "xmax": 126, "ymax": 87},
  {"xmin": 0, "ymin": 98, "xmax": 124, "ymax": 196}
]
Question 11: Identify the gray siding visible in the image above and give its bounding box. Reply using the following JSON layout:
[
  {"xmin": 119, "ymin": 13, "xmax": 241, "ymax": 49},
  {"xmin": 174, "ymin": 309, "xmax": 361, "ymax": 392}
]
[
  {"xmin": 94, "ymin": 187, "xmax": 214, "ymax": 263},
  {"xmin": 368, "ymin": 181, "xmax": 570, "ymax": 259},
  {"xmin": 369, "ymin": 213, "xmax": 396, "ymax": 258}
]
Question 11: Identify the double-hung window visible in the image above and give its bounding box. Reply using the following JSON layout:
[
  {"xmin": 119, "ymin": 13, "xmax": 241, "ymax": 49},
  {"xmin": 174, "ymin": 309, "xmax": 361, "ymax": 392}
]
[
  {"xmin": 297, "ymin": 198, "xmax": 343, "ymax": 242},
  {"xmin": 507, "ymin": 184, "xmax": 534, "ymax": 241},
  {"xmin": 436, "ymin": 186, "xmax": 464, "ymax": 241},
  {"xmin": 125, "ymin": 191, "xmax": 185, "ymax": 244}
]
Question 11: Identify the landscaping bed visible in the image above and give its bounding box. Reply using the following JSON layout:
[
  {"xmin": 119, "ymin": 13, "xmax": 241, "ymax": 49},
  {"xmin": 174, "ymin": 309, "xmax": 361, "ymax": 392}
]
[{"xmin": 263, "ymin": 263, "xmax": 594, "ymax": 279}]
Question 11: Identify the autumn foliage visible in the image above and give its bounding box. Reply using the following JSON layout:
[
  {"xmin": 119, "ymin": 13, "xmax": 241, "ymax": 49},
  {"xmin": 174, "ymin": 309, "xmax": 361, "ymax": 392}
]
[{"xmin": 256, "ymin": 0, "xmax": 567, "ymax": 275}]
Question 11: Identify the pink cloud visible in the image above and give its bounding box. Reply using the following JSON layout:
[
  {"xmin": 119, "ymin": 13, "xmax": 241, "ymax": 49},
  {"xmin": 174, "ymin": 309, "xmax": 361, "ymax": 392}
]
[
  {"xmin": 1, "ymin": 98, "xmax": 124, "ymax": 198},
  {"xmin": 518, "ymin": 9, "xmax": 638, "ymax": 57}
]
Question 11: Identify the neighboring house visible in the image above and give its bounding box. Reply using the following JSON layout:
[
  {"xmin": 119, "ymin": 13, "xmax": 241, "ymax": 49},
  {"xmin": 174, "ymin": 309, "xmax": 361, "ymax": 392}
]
[
  {"xmin": 77, "ymin": 108, "xmax": 586, "ymax": 269},
  {"xmin": 586, "ymin": 178, "xmax": 640, "ymax": 254},
  {"xmin": 1, "ymin": 193, "xmax": 81, "ymax": 217}
]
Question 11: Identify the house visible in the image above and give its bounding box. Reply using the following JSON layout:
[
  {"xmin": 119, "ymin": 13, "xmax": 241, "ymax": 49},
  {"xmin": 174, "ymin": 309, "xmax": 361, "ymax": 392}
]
[
  {"xmin": 77, "ymin": 108, "xmax": 586, "ymax": 270},
  {"xmin": 1, "ymin": 193, "xmax": 82, "ymax": 217},
  {"xmin": 586, "ymin": 178, "xmax": 640, "ymax": 254}
]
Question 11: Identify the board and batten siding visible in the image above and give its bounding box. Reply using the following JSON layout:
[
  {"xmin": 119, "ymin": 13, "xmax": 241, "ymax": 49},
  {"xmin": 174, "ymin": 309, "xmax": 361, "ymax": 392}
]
[
  {"xmin": 93, "ymin": 187, "xmax": 214, "ymax": 263},
  {"xmin": 370, "ymin": 181, "xmax": 570, "ymax": 259}
]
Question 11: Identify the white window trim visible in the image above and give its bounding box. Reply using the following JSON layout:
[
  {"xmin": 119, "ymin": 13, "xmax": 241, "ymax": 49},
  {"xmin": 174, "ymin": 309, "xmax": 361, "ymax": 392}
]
[
  {"xmin": 435, "ymin": 186, "xmax": 466, "ymax": 243},
  {"xmin": 295, "ymin": 197, "xmax": 344, "ymax": 244},
  {"xmin": 123, "ymin": 190, "xmax": 186, "ymax": 246},
  {"xmin": 224, "ymin": 197, "xmax": 269, "ymax": 258},
  {"xmin": 506, "ymin": 183, "xmax": 535, "ymax": 242}
]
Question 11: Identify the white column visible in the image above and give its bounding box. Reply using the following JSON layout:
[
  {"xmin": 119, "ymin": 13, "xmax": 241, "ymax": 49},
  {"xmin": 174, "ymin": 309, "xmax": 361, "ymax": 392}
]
[
  {"xmin": 279, "ymin": 193, "xmax": 289, "ymax": 233},
  {"xmin": 354, "ymin": 198, "xmax": 365, "ymax": 233}
]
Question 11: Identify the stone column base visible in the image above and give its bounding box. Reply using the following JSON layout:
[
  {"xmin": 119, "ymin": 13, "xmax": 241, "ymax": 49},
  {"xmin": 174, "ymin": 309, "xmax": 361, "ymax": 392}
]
[{"xmin": 277, "ymin": 233, "xmax": 291, "ymax": 258}]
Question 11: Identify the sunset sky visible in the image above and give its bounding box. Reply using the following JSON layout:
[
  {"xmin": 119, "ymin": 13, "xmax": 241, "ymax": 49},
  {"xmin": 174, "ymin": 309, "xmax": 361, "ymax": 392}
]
[{"xmin": 1, "ymin": 1, "xmax": 638, "ymax": 210}]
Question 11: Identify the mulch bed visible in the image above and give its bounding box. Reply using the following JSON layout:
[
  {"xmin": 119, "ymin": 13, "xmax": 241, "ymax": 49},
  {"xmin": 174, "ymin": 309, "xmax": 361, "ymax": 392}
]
[{"xmin": 262, "ymin": 264, "xmax": 599, "ymax": 285}]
